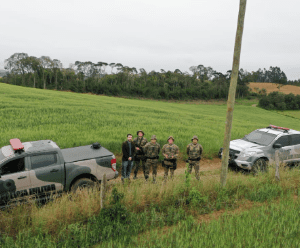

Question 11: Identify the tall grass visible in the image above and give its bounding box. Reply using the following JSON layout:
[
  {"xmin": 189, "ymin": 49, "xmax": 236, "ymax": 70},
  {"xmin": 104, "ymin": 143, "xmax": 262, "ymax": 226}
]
[
  {"xmin": 1, "ymin": 83, "xmax": 300, "ymax": 160},
  {"xmin": 104, "ymin": 197, "xmax": 300, "ymax": 248},
  {"xmin": 0, "ymin": 165, "xmax": 300, "ymax": 247}
]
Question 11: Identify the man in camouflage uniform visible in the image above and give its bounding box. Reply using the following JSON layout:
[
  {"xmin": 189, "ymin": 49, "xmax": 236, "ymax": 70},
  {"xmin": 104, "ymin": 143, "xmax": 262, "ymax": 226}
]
[
  {"xmin": 143, "ymin": 135, "xmax": 160, "ymax": 182},
  {"xmin": 162, "ymin": 136, "xmax": 179, "ymax": 181},
  {"xmin": 132, "ymin": 130, "xmax": 148, "ymax": 179},
  {"xmin": 186, "ymin": 135, "xmax": 203, "ymax": 180}
]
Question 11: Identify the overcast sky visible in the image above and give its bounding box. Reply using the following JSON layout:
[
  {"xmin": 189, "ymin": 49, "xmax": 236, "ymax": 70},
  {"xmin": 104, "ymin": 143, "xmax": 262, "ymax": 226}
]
[{"xmin": 1, "ymin": 0, "xmax": 299, "ymax": 79}]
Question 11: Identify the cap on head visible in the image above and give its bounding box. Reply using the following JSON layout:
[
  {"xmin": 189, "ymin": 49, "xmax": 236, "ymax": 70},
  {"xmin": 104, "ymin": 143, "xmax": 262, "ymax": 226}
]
[
  {"xmin": 137, "ymin": 130, "xmax": 144, "ymax": 136},
  {"xmin": 151, "ymin": 135, "xmax": 157, "ymax": 140},
  {"xmin": 167, "ymin": 136, "xmax": 174, "ymax": 142},
  {"xmin": 191, "ymin": 135, "xmax": 198, "ymax": 141}
]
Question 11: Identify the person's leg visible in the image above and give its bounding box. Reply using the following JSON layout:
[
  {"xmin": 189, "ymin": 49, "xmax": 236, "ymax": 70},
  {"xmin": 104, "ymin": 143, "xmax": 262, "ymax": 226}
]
[
  {"xmin": 133, "ymin": 158, "xmax": 140, "ymax": 179},
  {"xmin": 170, "ymin": 168, "xmax": 175, "ymax": 179},
  {"xmin": 144, "ymin": 159, "xmax": 150, "ymax": 181},
  {"xmin": 164, "ymin": 166, "xmax": 169, "ymax": 181},
  {"xmin": 126, "ymin": 160, "xmax": 134, "ymax": 179},
  {"xmin": 121, "ymin": 161, "xmax": 128, "ymax": 181},
  {"xmin": 152, "ymin": 160, "xmax": 158, "ymax": 182},
  {"xmin": 142, "ymin": 157, "xmax": 147, "ymax": 178},
  {"xmin": 195, "ymin": 162, "xmax": 200, "ymax": 180},
  {"xmin": 188, "ymin": 162, "xmax": 193, "ymax": 174}
]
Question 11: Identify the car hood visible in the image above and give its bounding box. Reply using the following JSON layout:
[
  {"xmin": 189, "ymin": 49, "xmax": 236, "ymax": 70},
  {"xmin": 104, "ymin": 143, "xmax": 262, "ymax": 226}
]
[{"xmin": 230, "ymin": 139, "xmax": 264, "ymax": 152}]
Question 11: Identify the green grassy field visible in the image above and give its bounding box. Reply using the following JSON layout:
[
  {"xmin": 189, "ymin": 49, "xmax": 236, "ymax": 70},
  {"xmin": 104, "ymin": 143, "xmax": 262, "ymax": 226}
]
[
  {"xmin": 1, "ymin": 83, "xmax": 300, "ymax": 160},
  {"xmin": 99, "ymin": 197, "xmax": 300, "ymax": 248},
  {"xmin": 276, "ymin": 110, "xmax": 300, "ymax": 119},
  {"xmin": 2, "ymin": 83, "xmax": 300, "ymax": 247}
]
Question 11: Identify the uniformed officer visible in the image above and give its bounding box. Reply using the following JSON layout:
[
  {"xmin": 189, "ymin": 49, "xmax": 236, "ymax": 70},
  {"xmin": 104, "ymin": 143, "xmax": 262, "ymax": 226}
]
[
  {"xmin": 186, "ymin": 135, "xmax": 203, "ymax": 180},
  {"xmin": 162, "ymin": 136, "xmax": 179, "ymax": 181},
  {"xmin": 143, "ymin": 135, "xmax": 160, "ymax": 183},
  {"xmin": 132, "ymin": 130, "xmax": 148, "ymax": 179}
]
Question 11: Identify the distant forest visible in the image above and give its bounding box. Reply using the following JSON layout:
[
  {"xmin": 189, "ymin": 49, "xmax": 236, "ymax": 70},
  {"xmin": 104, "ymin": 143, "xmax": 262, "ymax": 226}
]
[{"xmin": 0, "ymin": 52, "xmax": 295, "ymax": 100}]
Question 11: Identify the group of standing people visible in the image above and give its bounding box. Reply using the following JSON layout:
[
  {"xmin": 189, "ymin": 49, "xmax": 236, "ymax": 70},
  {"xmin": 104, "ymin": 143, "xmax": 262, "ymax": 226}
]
[{"xmin": 121, "ymin": 130, "xmax": 203, "ymax": 183}]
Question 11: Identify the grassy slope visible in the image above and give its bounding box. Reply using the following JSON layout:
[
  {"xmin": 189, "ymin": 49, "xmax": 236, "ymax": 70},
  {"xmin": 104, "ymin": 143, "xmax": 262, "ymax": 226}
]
[
  {"xmin": 99, "ymin": 197, "xmax": 300, "ymax": 247},
  {"xmin": 1, "ymin": 83, "xmax": 300, "ymax": 159}
]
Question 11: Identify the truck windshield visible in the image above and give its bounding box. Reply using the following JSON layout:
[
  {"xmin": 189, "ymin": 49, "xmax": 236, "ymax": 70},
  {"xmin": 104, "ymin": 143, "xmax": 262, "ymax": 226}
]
[{"xmin": 243, "ymin": 130, "xmax": 277, "ymax": 146}]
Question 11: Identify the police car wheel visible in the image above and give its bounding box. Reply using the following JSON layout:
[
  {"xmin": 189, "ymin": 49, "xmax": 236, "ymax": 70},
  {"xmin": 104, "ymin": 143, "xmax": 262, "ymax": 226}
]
[
  {"xmin": 71, "ymin": 178, "xmax": 95, "ymax": 192},
  {"xmin": 252, "ymin": 159, "xmax": 267, "ymax": 175}
]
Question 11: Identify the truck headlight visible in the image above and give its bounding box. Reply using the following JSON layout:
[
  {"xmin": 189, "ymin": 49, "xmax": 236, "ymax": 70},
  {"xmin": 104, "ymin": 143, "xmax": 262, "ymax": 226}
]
[{"xmin": 239, "ymin": 151, "xmax": 256, "ymax": 160}]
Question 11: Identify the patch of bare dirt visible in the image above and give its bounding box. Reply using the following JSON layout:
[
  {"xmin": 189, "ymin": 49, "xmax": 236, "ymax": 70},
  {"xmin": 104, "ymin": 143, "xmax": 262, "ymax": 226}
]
[
  {"xmin": 249, "ymin": 82, "xmax": 300, "ymax": 95},
  {"xmin": 114, "ymin": 157, "xmax": 221, "ymax": 182}
]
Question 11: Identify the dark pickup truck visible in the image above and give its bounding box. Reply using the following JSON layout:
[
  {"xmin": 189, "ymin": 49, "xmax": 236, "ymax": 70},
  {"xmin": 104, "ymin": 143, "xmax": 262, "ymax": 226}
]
[{"xmin": 0, "ymin": 139, "xmax": 118, "ymax": 206}]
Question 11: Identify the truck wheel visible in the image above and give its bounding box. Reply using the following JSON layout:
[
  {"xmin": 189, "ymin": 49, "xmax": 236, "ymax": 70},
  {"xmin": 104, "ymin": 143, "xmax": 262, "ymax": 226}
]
[
  {"xmin": 252, "ymin": 158, "xmax": 267, "ymax": 175},
  {"xmin": 71, "ymin": 178, "xmax": 95, "ymax": 192}
]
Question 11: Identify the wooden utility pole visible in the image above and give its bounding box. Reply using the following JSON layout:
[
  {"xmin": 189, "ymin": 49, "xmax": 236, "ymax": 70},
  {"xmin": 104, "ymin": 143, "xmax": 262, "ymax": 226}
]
[
  {"xmin": 220, "ymin": 0, "xmax": 247, "ymax": 187},
  {"xmin": 100, "ymin": 174, "xmax": 107, "ymax": 209},
  {"xmin": 275, "ymin": 150, "xmax": 280, "ymax": 181}
]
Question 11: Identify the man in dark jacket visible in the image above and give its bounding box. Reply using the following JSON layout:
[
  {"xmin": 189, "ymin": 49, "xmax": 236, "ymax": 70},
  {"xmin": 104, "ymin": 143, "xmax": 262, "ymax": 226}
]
[{"xmin": 121, "ymin": 134, "xmax": 136, "ymax": 181}]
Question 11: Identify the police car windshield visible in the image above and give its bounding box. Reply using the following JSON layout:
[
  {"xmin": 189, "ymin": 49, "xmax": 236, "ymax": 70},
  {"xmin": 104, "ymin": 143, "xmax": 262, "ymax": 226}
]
[{"xmin": 242, "ymin": 130, "xmax": 277, "ymax": 146}]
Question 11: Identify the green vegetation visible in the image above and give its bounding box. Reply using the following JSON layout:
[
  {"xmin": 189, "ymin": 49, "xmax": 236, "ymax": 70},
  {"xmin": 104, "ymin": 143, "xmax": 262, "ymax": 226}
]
[
  {"xmin": 3, "ymin": 53, "xmax": 254, "ymax": 100},
  {"xmin": 1, "ymin": 166, "xmax": 300, "ymax": 247},
  {"xmin": 2, "ymin": 83, "xmax": 300, "ymax": 246},
  {"xmin": 99, "ymin": 197, "xmax": 300, "ymax": 247},
  {"xmin": 276, "ymin": 110, "xmax": 300, "ymax": 119},
  {"xmin": 259, "ymin": 91, "xmax": 300, "ymax": 110},
  {"xmin": 1, "ymin": 83, "xmax": 300, "ymax": 160}
]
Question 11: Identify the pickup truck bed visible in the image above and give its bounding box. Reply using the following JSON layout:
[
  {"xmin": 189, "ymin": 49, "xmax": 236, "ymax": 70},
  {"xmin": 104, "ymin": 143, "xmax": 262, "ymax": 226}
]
[{"xmin": 61, "ymin": 145, "xmax": 113, "ymax": 163}]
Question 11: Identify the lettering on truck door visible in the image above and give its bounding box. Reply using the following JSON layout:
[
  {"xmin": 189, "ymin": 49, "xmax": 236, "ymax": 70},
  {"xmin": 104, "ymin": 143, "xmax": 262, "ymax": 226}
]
[
  {"xmin": 0, "ymin": 157, "xmax": 31, "ymax": 204},
  {"xmin": 28, "ymin": 153, "xmax": 64, "ymax": 196}
]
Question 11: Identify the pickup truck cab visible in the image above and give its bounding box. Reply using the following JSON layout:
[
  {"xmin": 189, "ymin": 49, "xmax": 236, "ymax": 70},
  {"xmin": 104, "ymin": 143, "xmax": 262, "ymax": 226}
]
[
  {"xmin": 0, "ymin": 139, "xmax": 118, "ymax": 207},
  {"xmin": 219, "ymin": 125, "xmax": 300, "ymax": 173}
]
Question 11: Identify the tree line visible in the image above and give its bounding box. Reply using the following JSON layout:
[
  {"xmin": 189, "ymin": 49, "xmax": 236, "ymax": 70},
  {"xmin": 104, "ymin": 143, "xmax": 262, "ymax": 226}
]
[
  {"xmin": 259, "ymin": 92, "xmax": 300, "ymax": 110},
  {"xmin": 0, "ymin": 52, "xmax": 292, "ymax": 101}
]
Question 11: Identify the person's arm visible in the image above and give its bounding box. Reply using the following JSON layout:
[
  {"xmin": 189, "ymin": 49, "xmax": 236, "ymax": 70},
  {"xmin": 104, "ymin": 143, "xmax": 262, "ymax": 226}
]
[
  {"xmin": 122, "ymin": 142, "xmax": 129, "ymax": 161},
  {"xmin": 186, "ymin": 144, "xmax": 190, "ymax": 156},
  {"xmin": 134, "ymin": 138, "xmax": 141, "ymax": 151},
  {"xmin": 132, "ymin": 142, "xmax": 136, "ymax": 157},
  {"xmin": 143, "ymin": 143, "xmax": 148, "ymax": 157},
  {"xmin": 162, "ymin": 145, "xmax": 167, "ymax": 158},
  {"xmin": 173, "ymin": 145, "xmax": 179, "ymax": 159}
]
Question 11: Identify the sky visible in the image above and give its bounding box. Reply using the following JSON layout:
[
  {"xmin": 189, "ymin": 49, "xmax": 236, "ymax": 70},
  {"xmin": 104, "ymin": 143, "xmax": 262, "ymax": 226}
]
[{"xmin": 1, "ymin": 0, "xmax": 300, "ymax": 79}]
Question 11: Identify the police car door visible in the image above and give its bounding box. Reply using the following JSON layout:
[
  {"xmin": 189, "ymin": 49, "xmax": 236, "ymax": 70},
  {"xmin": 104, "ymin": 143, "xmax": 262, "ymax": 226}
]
[
  {"xmin": 275, "ymin": 135, "xmax": 293, "ymax": 161},
  {"xmin": 0, "ymin": 156, "xmax": 31, "ymax": 204},
  {"xmin": 28, "ymin": 153, "xmax": 64, "ymax": 196}
]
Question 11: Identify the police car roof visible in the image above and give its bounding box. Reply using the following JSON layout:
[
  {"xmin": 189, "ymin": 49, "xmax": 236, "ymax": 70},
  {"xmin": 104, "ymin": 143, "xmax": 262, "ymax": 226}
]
[
  {"xmin": 24, "ymin": 140, "xmax": 59, "ymax": 153},
  {"xmin": 259, "ymin": 128, "xmax": 300, "ymax": 135}
]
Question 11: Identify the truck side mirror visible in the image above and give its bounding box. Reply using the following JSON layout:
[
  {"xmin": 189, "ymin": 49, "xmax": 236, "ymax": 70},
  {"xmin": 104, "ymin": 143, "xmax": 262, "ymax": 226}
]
[{"xmin": 273, "ymin": 143, "xmax": 282, "ymax": 149}]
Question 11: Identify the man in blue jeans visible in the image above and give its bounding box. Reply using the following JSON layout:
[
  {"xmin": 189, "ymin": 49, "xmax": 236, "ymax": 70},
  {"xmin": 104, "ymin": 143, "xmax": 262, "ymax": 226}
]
[{"xmin": 121, "ymin": 134, "xmax": 136, "ymax": 182}]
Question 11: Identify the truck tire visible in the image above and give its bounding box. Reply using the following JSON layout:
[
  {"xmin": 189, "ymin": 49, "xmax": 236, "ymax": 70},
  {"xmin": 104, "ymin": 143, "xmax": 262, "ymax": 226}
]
[
  {"xmin": 252, "ymin": 158, "xmax": 267, "ymax": 175},
  {"xmin": 71, "ymin": 178, "xmax": 95, "ymax": 192}
]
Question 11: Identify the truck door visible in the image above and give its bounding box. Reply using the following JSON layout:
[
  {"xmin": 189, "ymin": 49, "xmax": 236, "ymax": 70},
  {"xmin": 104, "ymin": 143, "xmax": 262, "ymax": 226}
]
[
  {"xmin": 0, "ymin": 157, "xmax": 31, "ymax": 204},
  {"xmin": 275, "ymin": 135, "xmax": 293, "ymax": 161},
  {"xmin": 290, "ymin": 134, "xmax": 300, "ymax": 160},
  {"xmin": 28, "ymin": 153, "xmax": 64, "ymax": 197}
]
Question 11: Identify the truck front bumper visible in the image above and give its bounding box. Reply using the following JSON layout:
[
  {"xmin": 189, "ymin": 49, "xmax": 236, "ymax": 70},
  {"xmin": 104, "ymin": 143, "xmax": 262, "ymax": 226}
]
[{"xmin": 234, "ymin": 160, "xmax": 252, "ymax": 170}]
